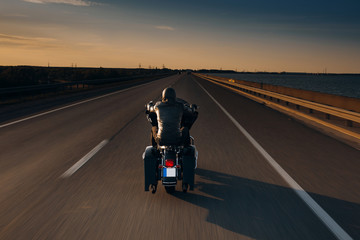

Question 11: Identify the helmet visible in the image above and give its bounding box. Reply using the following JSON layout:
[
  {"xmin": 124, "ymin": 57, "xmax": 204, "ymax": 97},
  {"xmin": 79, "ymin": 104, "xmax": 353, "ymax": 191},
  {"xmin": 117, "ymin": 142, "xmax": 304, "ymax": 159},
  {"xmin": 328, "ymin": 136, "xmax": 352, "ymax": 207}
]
[{"xmin": 162, "ymin": 87, "xmax": 176, "ymax": 102}]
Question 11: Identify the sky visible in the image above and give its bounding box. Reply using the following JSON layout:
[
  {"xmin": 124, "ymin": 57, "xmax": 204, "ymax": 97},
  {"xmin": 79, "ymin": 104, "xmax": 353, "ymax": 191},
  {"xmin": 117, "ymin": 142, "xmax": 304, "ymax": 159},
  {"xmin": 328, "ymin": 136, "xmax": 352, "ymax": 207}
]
[{"xmin": 1, "ymin": 0, "xmax": 360, "ymax": 73}]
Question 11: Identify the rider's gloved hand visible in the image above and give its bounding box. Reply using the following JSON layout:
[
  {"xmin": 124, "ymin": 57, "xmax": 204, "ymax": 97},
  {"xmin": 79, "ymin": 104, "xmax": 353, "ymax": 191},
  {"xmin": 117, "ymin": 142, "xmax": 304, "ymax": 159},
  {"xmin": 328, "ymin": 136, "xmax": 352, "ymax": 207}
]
[{"xmin": 145, "ymin": 101, "xmax": 154, "ymax": 114}]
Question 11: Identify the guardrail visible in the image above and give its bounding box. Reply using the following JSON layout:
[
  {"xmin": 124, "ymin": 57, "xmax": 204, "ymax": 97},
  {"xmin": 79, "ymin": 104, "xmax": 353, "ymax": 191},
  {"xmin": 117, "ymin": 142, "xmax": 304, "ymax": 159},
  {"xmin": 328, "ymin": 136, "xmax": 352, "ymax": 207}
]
[
  {"xmin": 194, "ymin": 73, "xmax": 360, "ymax": 128},
  {"xmin": 0, "ymin": 73, "xmax": 173, "ymax": 102}
]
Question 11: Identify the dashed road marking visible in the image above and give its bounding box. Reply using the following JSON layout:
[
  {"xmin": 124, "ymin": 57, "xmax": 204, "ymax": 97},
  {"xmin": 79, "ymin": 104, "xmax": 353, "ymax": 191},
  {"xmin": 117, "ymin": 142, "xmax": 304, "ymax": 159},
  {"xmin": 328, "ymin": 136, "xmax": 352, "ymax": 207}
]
[{"xmin": 61, "ymin": 140, "xmax": 109, "ymax": 178}]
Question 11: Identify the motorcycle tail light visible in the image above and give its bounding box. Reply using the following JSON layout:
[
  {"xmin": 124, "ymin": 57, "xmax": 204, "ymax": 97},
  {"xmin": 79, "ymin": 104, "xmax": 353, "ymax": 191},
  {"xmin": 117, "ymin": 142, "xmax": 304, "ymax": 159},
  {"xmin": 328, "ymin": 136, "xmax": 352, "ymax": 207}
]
[{"xmin": 165, "ymin": 159, "xmax": 175, "ymax": 167}]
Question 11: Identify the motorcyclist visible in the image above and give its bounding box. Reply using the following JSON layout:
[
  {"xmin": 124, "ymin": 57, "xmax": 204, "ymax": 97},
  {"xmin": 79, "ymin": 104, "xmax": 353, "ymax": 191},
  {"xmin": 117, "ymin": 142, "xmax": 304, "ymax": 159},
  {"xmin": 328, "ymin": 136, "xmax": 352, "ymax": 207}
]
[{"xmin": 146, "ymin": 87, "xmax": 198, "ymax": 147}]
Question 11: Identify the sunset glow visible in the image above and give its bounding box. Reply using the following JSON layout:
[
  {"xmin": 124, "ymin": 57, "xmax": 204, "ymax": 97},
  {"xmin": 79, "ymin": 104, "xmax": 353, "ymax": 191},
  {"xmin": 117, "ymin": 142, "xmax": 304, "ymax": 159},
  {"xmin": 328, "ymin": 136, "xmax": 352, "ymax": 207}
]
[{"xmin": 1, "ymin": 0, "xmax": 360, "ymax": 73}]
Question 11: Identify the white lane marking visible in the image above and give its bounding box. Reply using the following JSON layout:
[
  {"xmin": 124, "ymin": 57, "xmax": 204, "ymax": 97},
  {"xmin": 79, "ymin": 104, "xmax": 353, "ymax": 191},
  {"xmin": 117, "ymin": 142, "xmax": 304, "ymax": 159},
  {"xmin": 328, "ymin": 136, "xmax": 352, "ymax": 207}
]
[
  {"xmin": 196, "ymin": 81, "xmax": 353, "ymax": 240},
  {"xmin": 0, "ymin": 79, "xmax": 160, "ymax": 129},
  {"xmin": 60, "ymin": 139, "xmax": 109, "ymax": 178}
]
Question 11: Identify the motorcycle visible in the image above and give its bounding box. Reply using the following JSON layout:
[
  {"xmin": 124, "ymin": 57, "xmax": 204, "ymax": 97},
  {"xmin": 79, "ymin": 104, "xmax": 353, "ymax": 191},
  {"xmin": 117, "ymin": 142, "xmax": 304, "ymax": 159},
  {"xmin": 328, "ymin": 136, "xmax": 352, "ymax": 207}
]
[
  {"xmin": 143, "ymin": 102, "xmax": 198, "ymax": 194},
  {"xmin": 143, "ymin": 138, "xmax": 198, "ymax": 194}
]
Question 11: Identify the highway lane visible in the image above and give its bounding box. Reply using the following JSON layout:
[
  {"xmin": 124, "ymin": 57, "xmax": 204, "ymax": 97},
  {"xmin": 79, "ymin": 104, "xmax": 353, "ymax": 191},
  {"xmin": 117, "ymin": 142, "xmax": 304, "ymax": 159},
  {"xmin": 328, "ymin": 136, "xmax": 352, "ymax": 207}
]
[
  {"xmin": 0, "ymin": 74, "xmax": 180, "ymax": 235},
  {"xmin": 194, "ymin": 75, "xmax": 360, "ymax": 239},
  {"xmin": 0, "ymin": 74, "xmax": 359, "ymax": 239}
]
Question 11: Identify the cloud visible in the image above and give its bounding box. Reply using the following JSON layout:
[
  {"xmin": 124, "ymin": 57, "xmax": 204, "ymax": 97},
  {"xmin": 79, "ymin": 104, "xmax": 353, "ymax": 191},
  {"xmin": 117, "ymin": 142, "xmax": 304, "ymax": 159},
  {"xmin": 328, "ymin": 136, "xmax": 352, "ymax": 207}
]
[
  {"xmin": 155, "ymin": 25, "xmax": 175, "ymax": 31},
  {"xmin": 23, "ymin": 0, "xmax": 100, "ymax": 6},
  {"xmin": 0, "ymin": 33, "xmax": 59, "ymax": 48},
  {"xmin": 2, "ymin": 13, "xmax": 29, "ymax": 18}
]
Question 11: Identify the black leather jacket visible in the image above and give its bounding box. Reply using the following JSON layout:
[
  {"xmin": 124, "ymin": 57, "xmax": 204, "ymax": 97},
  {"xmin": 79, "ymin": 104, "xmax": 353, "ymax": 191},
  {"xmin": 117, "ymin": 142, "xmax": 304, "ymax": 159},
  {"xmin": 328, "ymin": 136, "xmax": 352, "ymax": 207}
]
[{"xmin": 146, "ymin": 98, "xmax": 197, "ymax": 145}]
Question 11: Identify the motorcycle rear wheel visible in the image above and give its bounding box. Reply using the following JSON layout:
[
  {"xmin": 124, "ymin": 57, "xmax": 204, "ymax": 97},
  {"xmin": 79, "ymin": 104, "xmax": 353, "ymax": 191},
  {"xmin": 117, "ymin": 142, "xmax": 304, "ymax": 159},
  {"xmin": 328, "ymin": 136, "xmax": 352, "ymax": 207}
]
[
  {"xmin": 151, "ymin": 184, "xmax": 157, "ymax": 194},
  {"xmin": 182, "ymin": 183, "xmax": 189, "ymax": 193},
  {"xmin": 165, "ymin": 186, "xmax": 175, "ymax": 194}
]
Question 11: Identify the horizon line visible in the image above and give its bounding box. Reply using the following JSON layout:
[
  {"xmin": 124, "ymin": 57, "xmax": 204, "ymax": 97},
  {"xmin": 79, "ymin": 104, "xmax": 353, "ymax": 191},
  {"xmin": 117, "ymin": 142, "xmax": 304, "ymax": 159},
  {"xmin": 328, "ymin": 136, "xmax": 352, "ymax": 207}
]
[{"xmin": 1, "ymin": 65, "xmax": 359, "ymax": 75}]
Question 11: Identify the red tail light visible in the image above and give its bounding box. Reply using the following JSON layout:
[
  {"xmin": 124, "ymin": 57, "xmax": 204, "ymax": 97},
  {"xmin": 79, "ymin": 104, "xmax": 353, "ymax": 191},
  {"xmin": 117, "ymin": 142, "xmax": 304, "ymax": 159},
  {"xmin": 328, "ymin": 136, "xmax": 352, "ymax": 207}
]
[{"xmin": 165, "ymin": 159, "xmax": 175, "ymax": 167}]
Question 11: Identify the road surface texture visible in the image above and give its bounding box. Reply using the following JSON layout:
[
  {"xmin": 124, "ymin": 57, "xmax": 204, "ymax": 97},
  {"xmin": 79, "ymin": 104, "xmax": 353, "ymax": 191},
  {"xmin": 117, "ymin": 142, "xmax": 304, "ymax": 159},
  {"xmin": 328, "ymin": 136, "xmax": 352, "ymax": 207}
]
[{"xmin": 0, "ymin": 74, "xmax": 359, "ymax": 240}]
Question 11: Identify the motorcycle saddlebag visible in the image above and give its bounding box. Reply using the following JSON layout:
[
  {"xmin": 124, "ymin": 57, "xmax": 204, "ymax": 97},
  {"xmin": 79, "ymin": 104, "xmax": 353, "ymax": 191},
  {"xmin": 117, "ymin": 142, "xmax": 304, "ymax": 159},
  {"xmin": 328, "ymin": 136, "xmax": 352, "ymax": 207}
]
[
  {"xmin": 143, "ymin": 146, "xmax": 158, "ymax": 191},
  {"xmin": 182, "ymin": 146, "xmax": 196, "ymax": 190}
]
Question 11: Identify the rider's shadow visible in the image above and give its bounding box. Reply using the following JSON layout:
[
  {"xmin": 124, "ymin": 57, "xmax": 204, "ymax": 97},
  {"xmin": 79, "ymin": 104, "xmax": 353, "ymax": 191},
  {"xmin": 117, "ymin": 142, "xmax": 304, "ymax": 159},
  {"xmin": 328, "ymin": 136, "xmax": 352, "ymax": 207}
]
[{"xmin": 173, "ymin": 168, "xmax": 359, "ymax": 240}]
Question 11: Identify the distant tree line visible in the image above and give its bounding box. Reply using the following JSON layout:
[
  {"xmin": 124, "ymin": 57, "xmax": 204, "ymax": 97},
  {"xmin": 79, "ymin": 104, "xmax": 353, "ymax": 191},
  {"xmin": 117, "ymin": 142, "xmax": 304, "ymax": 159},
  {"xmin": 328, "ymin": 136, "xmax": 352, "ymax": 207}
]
[{"xmin": 0, "ymin": 66, "xmax": 174, "ymax": 88}]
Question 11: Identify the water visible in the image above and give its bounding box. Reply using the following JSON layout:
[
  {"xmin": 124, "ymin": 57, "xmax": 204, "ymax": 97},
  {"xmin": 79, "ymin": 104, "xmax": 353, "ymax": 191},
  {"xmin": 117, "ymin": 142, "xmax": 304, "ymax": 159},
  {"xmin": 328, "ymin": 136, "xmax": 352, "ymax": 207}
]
[{"xmin": 210, "ymin": 73, "xmax": 360, "ymax": 99}]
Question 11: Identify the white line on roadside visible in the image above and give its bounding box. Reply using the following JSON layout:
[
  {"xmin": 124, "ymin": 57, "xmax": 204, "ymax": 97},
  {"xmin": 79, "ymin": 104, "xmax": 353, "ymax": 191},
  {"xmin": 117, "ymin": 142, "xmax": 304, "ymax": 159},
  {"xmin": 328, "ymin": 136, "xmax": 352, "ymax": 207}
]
[
  {"xmin": 60, "ymin": 139, "xmax": 109, "ymax": 178},
  {"xmin": 196, "ymin": 80, "xmax": 353, "ymax": 240},
  {"xmin": 0, "ymin": 80, "xmax": 159, "ymax": 129}
]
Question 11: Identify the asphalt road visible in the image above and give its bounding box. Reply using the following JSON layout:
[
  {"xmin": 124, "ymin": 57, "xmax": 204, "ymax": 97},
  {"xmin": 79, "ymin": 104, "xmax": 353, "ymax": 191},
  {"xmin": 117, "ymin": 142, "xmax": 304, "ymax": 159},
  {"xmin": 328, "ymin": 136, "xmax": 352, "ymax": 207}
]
[{"xmin": 0, "ymin": 74, "xmax": 359, "ymax": 240}]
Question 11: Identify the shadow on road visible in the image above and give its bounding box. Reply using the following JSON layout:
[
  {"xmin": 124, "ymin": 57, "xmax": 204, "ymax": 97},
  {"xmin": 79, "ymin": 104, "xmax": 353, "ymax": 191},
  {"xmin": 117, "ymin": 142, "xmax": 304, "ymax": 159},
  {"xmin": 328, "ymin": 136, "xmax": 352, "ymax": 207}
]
[{"xmin": 173, "ymin": 168, "xmax": 359, "ymax": 239}]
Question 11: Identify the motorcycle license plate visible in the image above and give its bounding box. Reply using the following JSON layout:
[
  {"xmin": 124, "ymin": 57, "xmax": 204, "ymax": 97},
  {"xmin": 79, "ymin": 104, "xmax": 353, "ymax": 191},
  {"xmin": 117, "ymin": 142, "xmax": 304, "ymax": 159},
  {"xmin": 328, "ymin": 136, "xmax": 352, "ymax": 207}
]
[{"xmin": 163, "ymin": 168, "xmax": 176, "ymax": 177}]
